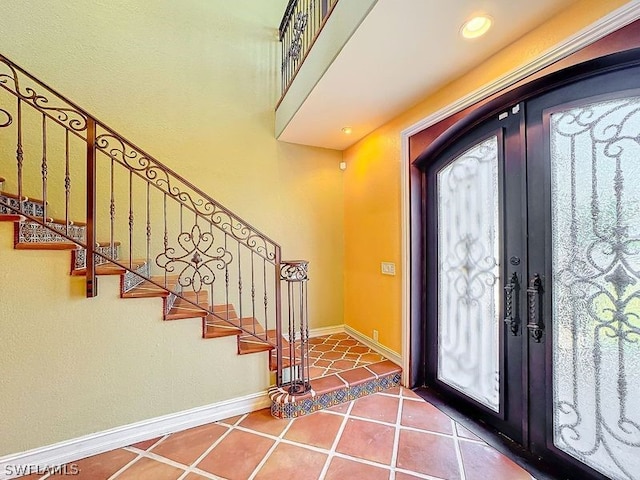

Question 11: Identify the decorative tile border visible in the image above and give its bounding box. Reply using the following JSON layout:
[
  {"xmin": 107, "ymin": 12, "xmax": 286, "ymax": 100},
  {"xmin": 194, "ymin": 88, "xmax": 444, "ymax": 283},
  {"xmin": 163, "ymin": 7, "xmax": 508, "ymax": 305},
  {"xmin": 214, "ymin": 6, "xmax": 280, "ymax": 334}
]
[
  {"xmin": 269, "ymin": 370, "xmax": 401, "ymax": 419},
  {"xmin": 164, "ymin": 283, "xmax": 183, "ymax": 316},
  {"xmin": 122, "ymin": 263, "xmax": 150, "ymax": 294},
  {"xmin": 72, "ymin": 245, "xmax": 121, "ymax": 271},
  {"xmin": 0, "ymin": 195, "xmax": 44, "ymax": 218},
  {"xmin": 1, "ymin": 194, "xmax": 86, "ymax": 245}
]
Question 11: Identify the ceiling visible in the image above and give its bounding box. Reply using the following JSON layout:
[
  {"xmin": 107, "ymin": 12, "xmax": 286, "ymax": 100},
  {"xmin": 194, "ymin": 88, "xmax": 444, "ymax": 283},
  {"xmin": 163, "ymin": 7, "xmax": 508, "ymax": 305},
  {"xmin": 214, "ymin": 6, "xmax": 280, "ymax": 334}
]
[{"xmin": 277, "ymin": 0, "xmax": 580, "ymax": 150}]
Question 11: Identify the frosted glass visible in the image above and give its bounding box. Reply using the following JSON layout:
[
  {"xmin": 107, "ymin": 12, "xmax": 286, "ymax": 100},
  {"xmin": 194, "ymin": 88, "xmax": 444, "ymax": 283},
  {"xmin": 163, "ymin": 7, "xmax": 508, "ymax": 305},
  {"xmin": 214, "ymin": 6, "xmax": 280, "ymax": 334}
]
[
  {"xmin": 551, "ymin": 96, "xmax": 640, "ymax": 480},
  {"xmin": 437, "ymin": 136, "xmax": 500, "ymax": 412}
]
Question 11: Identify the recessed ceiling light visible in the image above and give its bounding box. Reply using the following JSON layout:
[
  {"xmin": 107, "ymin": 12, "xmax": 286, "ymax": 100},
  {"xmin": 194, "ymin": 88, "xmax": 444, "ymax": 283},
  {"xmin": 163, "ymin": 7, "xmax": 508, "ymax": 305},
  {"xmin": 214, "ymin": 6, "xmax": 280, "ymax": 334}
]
[
  {"xmin": 461, "ymin": 15, "xmax": 492, "ymax": 39},
  {"xmin": 341, "ymin": 126, "xmax": 352, "ymax": 135}
]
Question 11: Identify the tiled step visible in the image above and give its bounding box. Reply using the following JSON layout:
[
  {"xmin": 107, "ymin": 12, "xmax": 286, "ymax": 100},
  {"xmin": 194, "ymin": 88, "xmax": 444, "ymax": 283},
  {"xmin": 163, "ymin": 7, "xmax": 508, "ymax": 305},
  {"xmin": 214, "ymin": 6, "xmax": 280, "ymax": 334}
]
[
  {"xmin": 269, "ymin": 359, "xmax": 402, "ymax": 419},
  {"xmin": 70, "ymin": 242, "xmax": 122, "ymax": 273},
  {"xmin": 0, "ymin": 191, "xmax": 87, "ymax": 227},
  {"xmin": 121, "ymin": 275, "xmax": 178, "ymax": 299}
]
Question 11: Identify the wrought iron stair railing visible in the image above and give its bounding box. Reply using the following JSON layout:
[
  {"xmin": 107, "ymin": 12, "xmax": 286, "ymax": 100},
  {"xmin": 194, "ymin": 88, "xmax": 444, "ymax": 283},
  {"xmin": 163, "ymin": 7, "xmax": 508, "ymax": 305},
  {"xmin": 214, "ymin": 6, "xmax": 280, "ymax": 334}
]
[
  {"xmin": 0, "ymin": 53, "xmax": 309, "ymax": 393},
  {"xmin": 278, "ymin": 0, "xmax": 339, "ymax": 100}
]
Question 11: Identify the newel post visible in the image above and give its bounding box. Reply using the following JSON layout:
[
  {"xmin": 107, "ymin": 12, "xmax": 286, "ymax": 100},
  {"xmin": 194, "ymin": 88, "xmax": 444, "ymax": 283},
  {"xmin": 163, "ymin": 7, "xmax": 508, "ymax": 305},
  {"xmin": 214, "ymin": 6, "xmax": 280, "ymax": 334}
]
[
  {"xmin": 85, "ymin": 118, "xmax": 97, "ymax": 298},
  {"xmin": 280, "ymin": 260, "xmax": 311, "ymax": 394}
]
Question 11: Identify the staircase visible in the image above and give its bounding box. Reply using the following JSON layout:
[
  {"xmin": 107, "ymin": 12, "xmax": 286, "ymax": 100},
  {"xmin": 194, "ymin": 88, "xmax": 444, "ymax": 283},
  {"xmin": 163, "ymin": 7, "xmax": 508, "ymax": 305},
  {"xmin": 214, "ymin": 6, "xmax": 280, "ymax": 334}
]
[{"xmin": 0, "ymin": 53, "xmax": 400, "ymax": 424}]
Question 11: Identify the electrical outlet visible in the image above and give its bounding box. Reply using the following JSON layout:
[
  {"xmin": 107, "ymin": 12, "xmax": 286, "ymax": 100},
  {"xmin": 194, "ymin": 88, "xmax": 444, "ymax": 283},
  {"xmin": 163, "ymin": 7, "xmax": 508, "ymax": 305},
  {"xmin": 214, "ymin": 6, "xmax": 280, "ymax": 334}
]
[
  {"xmin": 381, "ymin": 262, "xmax": 396, "ymax": 276},
  {"xmin": 373, "ymin": 329, "xmax": 379, "ymax": 342}
]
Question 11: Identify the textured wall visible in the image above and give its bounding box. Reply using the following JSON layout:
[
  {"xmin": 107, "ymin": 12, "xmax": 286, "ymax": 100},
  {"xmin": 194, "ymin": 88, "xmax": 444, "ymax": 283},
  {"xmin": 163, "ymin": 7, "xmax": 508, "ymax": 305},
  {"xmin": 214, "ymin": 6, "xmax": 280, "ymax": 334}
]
[
  {"xmin": 0, "ymin": 0, "xmax": 344, "ymax": 455},
  {"xmin": 342, "ymin": 0, "xmax": 631, "ymax": 354}
]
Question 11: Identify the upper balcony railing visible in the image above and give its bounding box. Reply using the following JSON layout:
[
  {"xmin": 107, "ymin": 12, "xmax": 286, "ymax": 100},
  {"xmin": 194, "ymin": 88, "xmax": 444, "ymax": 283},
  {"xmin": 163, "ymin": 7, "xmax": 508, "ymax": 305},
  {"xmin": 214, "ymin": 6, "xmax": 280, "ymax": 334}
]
[{"xmin": 279, "ymin": 0, "xmax": 339, "ymax": 100}]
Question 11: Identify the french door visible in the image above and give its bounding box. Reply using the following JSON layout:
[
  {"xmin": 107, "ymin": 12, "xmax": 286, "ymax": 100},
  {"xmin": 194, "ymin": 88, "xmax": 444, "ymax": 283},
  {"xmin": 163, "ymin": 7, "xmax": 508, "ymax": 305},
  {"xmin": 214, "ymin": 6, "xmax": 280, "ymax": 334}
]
[{"xmin": 423, "ymin": 63, "xmax": 640, "ymax": 479}]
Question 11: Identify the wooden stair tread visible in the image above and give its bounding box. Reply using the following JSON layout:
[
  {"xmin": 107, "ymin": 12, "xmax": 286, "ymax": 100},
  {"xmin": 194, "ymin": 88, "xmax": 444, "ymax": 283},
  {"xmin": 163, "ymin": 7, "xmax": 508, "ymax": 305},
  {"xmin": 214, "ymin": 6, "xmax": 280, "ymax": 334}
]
[
  {"xmin": 165, "ymin": 291, "xmax": 209, "ymax": 320},
  {"xmin": 15, "ymin": 241, "xmax": 78, "ymax": 250},
  {"xmin": 0, "ymin": 214, "xmax": 26, "ymax": 222},
  {"xmin": 203, "ymin": 317, "xmax": 243, "ymax": 339},
  {"xmin": 37, "ymin": 217, "xmax": 87, "ymax": 227},
  {"xmin": 237, "ymin": 318, "xmax": 273, "ymax": 355},
  {"xmin": 96, "ymin": 241, "xmax": 121, "ymax": 247},
  {"xmin": 0, "ymin": 191, "xmax": 43, "ymax": 204},
  {"xmin": 238, "ymin": 340, "xmax": 274, "ymax": 355},
  {"xmin": 211, "ymin": 304, "xmax": 238, "ymax": 317},
  {"xmin": 71, "ymin": 259, "xmax": 147, "ymax": 276}
]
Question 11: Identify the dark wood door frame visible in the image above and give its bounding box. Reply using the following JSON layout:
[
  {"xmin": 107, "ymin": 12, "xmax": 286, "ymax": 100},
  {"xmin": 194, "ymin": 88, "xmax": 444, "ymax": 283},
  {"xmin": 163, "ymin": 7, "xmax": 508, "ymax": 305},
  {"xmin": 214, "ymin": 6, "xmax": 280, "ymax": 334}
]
[{"xmin": 408, "ymin": 21, "xmax": 640, "ymax": 389}]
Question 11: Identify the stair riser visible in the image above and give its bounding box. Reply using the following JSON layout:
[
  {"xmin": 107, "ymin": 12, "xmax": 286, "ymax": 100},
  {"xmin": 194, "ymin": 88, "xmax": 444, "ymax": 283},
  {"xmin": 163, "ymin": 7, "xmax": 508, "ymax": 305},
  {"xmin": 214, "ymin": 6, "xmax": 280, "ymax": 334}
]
[
  {"xmin": 269, "ymin": 370, "xmax": 401, "ymax": 419},
  {"xmin": 71, "ymin": 245, "xmax": 121, "ymax": 272}
]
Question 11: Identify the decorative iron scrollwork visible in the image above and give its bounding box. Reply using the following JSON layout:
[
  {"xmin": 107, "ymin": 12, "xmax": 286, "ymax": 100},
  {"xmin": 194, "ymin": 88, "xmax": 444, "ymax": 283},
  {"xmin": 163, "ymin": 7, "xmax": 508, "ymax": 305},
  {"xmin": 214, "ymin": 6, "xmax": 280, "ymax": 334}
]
[
  {"xmin": 156, "ymin": 224, "xmax": 232, "ymax": 294},
  {"xmin": 94, "ymin": 132, "xmax": 278, "ymax": 262},
  {"xmin": 280, "ymin": 260, "xmax": 309, "ymax": 282},
  {"xmin": 0, "ymin": 56, "xmax": 87, "ymax": 132},
  {"xmin": 504, "ymin": 272, "xmax": 520, "ymax": 335},
  {"xmin": 526, "ymin": 274, "xmax": 544, "ymax": 342},
  {"xmin": 0, "ymin": 107, "xmax": 12, "ymax": 128}
]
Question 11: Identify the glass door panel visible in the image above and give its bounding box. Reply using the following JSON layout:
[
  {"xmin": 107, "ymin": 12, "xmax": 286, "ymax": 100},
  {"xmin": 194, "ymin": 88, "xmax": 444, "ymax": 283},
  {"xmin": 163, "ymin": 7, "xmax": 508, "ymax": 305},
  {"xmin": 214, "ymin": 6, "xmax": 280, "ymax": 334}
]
[
  {"xmin": 549, "ymin": 96, "xmax": 640, "ymax": 480},
  {"xmin": 436, "ymin": 135, "xmax": 501, "ymax": 412}
]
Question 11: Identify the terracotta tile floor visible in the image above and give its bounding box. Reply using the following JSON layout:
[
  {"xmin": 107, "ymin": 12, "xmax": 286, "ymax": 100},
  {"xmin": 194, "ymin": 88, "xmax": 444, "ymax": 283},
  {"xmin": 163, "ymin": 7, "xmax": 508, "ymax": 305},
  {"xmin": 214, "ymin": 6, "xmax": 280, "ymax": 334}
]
[
  {"xmin": 20, "ymin": 387, "xmax": 535, "ymax": 480},
  {"xmin": 307, "ymin": 333, "xmax": 385, "ymax": 379}
]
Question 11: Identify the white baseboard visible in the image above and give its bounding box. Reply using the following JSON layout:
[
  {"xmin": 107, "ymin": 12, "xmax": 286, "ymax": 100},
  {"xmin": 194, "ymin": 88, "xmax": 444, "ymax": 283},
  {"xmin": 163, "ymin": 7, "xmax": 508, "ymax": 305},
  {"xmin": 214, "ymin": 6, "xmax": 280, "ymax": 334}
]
[
  {"xmin": 308, "ymin": 324, "xmax": 345, "ymax": 338},
  {"xmin": 283, "ymin": 324, "xmax": 346, "ymax": 342},
  {"xmin": 344, "ymin": 325, "xmax": 402, "ymax": 367},
  {"xmin": 0, "ymin": 391, "xmax": 270, "ymax": 480}
]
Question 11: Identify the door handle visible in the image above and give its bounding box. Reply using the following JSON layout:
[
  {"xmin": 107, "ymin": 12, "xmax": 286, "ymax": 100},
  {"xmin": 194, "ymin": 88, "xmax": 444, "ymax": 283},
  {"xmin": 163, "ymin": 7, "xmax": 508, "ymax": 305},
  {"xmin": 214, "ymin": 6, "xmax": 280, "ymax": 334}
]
[
  {"xmin": 527, "ymin": 274, "xmax": 544, "ymax": 342},
  {"xmin": 504, "ymin": 272, "xmax": 520, "ymax": 335}
]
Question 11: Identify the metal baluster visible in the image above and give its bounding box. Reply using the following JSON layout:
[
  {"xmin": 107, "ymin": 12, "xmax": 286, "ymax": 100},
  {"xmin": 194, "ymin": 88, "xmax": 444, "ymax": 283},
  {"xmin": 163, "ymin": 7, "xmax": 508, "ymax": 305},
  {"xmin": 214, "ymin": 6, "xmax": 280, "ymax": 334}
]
[
  {"xmin": 64, "ymin": 130, "xmax": 70, "ymax": 236},
  {"xmin": 263, "ymin": 258, "xmax": 268, "ymax": 340},
  {"xmin": 210, "ymin": 222, "xmax": 215, "ymax": 316},
  {"xmin": 194, "ymin": 212, "xmax": 200, "ymax": 305},
  {"xmin": 303, "ymin": 0, "xmax": 308, "ymax": 59},
  {"xmin": 251, "ymin": 252, "xmax": 256, "ymax": 326},
  {"xmin": 110, "ymin": 157, "xmax": 115, "ymax": 259},
  {"xmin": 146, "ymin": 182, "xmax": 151, "ymax": 269},
  {"xmin": 237, "ymin": 242, "xmax": 246, "ymax": 333},
  {"xmin": 288, "ymin": 279, "xmax": 295, "ymax": 388},
  {"xmin": 304, "ymin": 278, "xmax": 310, "ymax": 388},
  {"xmin": 281, "ymin": 23, "xmax": 285, "ymax": 94},
  {"xmin": 288, "ymin": 26, "xmax": 293, "ymax": 89},
  {"xmin": 274, "ymin": 248, "xmax": 282, "ymax": 386},
  {"xmin": 41, "ymin": 113, "xmax": 47, "ymax": 223},
  {"xmin": 16, "ymin": 98, "xmax": 23, "ymax": 213},
  {"xmin": 163, "ymin": 193, "xmax": 168, "ymax": 288},
  {"xmin": 299, "ymin": 280, "xmax": 305, "ymax": 389},
  {"xmin": 225, "ymin": 233, "xmax": 230, "ymax": 323},
  {"xmin": 128, "ymin": 170, "xmax": 133, "ymax": 270},
  {"xmin": 86, "ymin": 118, "xmax": 97, "ymax": 297}
]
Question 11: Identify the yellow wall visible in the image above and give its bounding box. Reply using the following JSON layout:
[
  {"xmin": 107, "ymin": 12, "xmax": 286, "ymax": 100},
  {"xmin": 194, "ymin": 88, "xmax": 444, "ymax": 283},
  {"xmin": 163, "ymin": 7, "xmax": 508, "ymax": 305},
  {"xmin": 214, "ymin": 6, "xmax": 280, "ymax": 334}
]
[
  {"xmin": 343, "ymin": 0, "xmax": 630, "ymax": 354},
  {"xmin": 0, "ymin": 0, "xmax": 344, "ymax": 456}
]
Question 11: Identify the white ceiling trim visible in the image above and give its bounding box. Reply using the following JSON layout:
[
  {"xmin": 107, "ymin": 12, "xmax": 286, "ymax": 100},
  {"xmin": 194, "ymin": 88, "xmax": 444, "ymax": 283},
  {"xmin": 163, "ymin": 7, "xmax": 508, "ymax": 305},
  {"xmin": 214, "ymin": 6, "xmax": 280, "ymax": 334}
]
[
  {"xmin": 401, "ymin": 1, "xmax": 640, "ymax": 138},
  {"xmin": 399, "ymin": 0, "xmax": 640, "ymax": 388}
]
